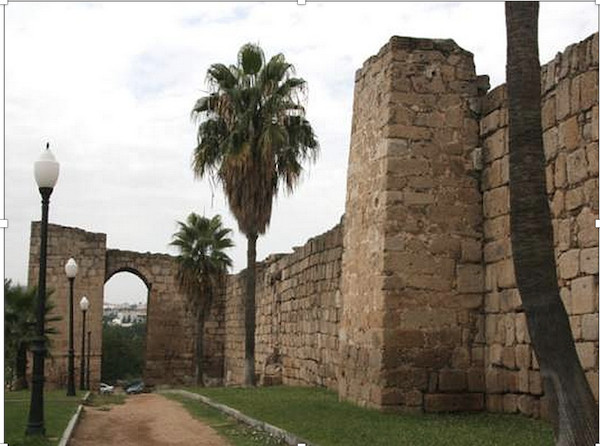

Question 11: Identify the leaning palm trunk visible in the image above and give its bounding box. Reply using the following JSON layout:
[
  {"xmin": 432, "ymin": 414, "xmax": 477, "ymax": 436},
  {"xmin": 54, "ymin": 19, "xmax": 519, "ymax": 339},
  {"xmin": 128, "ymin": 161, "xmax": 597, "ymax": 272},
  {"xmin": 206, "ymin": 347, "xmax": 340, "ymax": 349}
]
[
  {"xmin": 244, "ymin": 233, "xmax": 258, "ymax": 387},
  {"xmin": 505, "ymin": 3, "xmax": 598, "ymax": 444}
]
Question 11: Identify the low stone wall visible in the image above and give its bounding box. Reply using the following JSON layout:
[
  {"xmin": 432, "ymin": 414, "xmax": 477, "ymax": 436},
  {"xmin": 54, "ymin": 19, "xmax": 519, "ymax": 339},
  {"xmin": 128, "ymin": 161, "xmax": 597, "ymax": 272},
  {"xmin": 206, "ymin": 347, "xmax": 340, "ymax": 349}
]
[
  {"xmin": 223, "ymin": 224, "xmax": 343, "ymax": 389},
  {"xmin": 480, "ymin": 33, "xmax": 599, "ymax": 417}
]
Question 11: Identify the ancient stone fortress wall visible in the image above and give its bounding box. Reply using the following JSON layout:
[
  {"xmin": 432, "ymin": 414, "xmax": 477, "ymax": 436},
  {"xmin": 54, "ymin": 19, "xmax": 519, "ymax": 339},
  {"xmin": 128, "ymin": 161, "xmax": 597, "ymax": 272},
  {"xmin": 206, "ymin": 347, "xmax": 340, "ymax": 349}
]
[
  {"xmin": 27, "ymin": 223, "xmax": 197, "ymax": 389},
  {"xmin": 480, "ymin": 33, "xmax": 599, "ymax": 417},
  {"xmin": 222, "ymin": 224, "xmax": 343, "ymax": 389},
  {"xmin": 339, "ymin": 36, "xmax": 488, "ymax": 412}
]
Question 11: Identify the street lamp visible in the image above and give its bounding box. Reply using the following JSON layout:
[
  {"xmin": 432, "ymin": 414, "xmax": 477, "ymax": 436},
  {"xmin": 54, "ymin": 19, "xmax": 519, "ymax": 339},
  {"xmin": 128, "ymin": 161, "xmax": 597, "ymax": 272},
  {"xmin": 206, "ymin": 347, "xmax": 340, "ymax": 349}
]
[
  {"xmin": 79, "ymin": 296, "xmax": 89, "ymax": 391},
  {"xmin": 26, "ymin": 143, "xmax": 60, "ymax": 436},
  {"xmin": 65, "ymin": 258, "xmax": 78, "ymax": 397}
]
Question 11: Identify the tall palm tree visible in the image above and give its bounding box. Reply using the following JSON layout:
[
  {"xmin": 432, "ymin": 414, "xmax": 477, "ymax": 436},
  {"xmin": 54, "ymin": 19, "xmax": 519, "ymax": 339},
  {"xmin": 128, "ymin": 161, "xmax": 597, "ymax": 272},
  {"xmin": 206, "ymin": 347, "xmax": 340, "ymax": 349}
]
[
  {"xmin": 170, "ymin": 213, "xmax": 233, "ymax": 386},
  {"xmin": 191, "ymin": 43, "xmax": 319, "ymax": 386},
  {"xmin": 505, "ymin": 3, "xmax": 598, "ymax": 444},
  {"xmin": 4, "ymin": 279, "xmax": 59, "ymax": 390}
]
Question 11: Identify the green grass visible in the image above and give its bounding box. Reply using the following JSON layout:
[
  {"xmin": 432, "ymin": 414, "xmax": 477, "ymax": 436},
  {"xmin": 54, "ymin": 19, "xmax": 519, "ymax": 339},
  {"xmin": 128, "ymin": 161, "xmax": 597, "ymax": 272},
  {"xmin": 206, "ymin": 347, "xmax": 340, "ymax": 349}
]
[
  {"xmin": 5, "ymin": 389, "xmax": 82, "ymax": 446},
  {"xmin": 183, "ymin": 386, "xmax": 553, "ymax": 446},
  {"xmin": 165, "ymin": 393, "xmax": 286, "ymax": 446}
]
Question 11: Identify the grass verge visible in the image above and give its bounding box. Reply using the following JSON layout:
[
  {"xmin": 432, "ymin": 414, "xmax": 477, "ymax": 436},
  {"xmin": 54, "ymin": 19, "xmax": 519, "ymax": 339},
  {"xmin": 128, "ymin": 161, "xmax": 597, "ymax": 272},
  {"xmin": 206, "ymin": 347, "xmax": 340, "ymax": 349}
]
[
  {"xmin": 5, "ymin": 389, "xmax": 82, "ymax": 446},
  {"xmin": 184, "ymin": 386, "xmax": 553, "ymax": 446},
  {"xmin": 165, "ymin": 393, "xmax": 286, "ymax": 446}
]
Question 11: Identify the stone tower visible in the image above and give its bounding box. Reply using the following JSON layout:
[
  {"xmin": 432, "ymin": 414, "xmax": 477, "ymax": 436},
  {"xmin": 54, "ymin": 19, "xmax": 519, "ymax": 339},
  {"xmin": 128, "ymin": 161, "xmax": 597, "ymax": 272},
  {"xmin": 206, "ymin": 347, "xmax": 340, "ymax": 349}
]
[{"xmin": 339, "ymin": 36, "xmax": 488, "ymax": 411}]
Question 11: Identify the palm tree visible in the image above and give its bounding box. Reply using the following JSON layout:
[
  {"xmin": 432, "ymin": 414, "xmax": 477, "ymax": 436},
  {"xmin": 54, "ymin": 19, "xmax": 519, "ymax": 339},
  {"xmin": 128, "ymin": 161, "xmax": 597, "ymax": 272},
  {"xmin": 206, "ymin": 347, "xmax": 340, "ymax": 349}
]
[
  {"xmin": 4, "ymin": 279, "xmax": 59, "ymax": 390},
  {"xmin": 171, "ymin": 213, "xmax": 233, "ymax": 386},
  {"xmin": 505, "ymin": 2, "xmax": 598, "ymax": 444},
  {"xmin": 191, "ymin": 43, "xmax": 319, "ymax": 386}
]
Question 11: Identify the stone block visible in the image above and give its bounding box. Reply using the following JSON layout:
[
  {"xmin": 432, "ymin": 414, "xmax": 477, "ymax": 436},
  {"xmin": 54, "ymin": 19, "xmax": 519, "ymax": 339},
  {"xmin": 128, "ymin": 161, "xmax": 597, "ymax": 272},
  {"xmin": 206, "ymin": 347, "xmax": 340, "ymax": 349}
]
[
  {"xmin": 583, "ymin": 179, "xmax": 598, "ymax": 212},
  {"xmin": 457, "ymin": 264, "xmax": 484, "ymax": 293},
  {"xmin": 556, "ymin": 79, "xmax": 570, "ymax": 120},
  {"xmin": 586, "ymin": 143, "xmax": 598, "ymax": 176},
  {"xmin": 515, "ymin": 312, "xmax": 530, "ymax": 343},
  {"xmin": 503, "ymin": 394, "xmax": 518, "ymax": 413},
  {"xmin": 580, "ymin": 247, "xmax": 599, "ymax": 274},
  {"xmin": 484, "ymin": 130, "xmax": 507, "ymax": 163},
  {"xmin": 467, "ymin": 370, "xmax": 485, "ymax": 392},
  {"xmin": 489, "ymin": 344, "xmax": 503, "ymax": 366},
  {"xmin": 571, "ymin": 275, "xmax": 597, "ymax": 315},
  {"xmin": 580, "ymin": 70, "xmax": 598, "ymax": 111},
  {"xmin": 543, "ymin": 127, "xmax": 559, "ymax": 161},
  {"xmin": 484, "ymin": 239, "xmax": 511, "ymax": 263},
  {"xmin": 486, "ymin": 394, "xmax": 503, "ymax": 412},
  {"xmin": 558, "ymin": 249, "xmax": 580, "ymax": 279},
  {"xmin": 566, "ymin": 149, "xmax": 589, "ymax": 184},
  {"xmin": 575, "ymin": 342, "xmax": 596, "ymax": 370},
  {"xmin": 424, "ymin": 393, "xmax": 484, "ymax": 412},
  {"xmin": 461, "ymin": 239, "xmax": 482, "ymax": 263},
  {"xmin": 483, "ymin": 186, "xmax": 509, "ymax": 218},
  {"xmin": 554, "ymin": 153, "xmax": 567, "ymax": 188},
  {"xmin": 438, "ymin": 370, "xmax": 467, "ymax": 392},
  {"xmin": 529, "ymin": 371, "xmax": 543, "ymax": 395},
  {"xmin": 581, "ymin": 313, "xmax": 599, "ymax": 341},
  {"xmin": 497, "ymin": 259, "xmax": 516, "ymax": 289},
  {"xmin": 515, "ymin": 344, "xmax": 531, "ymax": 369},
  {"xmin": 576, "ymin": 207, "xmax": 599, "ymax": 247},
  {"xmin": 565, "ymin": 187, "xmax": 584, "ymax": 211},
  {"xmin": 541, "ymin": 96, "xmax": 556, "ymax": 130}
]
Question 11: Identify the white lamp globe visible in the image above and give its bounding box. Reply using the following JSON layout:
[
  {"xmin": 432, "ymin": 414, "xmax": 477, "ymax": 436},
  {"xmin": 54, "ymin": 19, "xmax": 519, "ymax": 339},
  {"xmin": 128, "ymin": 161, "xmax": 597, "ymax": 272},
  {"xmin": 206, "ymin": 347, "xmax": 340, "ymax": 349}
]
[
  {"xmin": 79, "ymin": 296, "xmax": 90, "ymax": 311},
  {"xmin": 65, "ymin": 258, "xmax": 78, "ymax": 279},
  {"xmin": 34, "ymin": 143, "xmax": 60, "ymax": 188}
]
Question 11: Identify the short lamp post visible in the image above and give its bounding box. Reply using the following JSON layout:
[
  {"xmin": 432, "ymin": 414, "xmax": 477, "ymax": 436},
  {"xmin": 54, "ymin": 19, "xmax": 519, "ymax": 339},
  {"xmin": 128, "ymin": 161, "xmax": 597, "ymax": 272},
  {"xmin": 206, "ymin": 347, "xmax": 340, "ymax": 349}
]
[
  {"xmin": 26, "ymin": 143, "xmax": 60, "ymax": 436},
  {"xmin": 65, "ymin": 258, "xmax": 78, "ymax": 397},
  {"xmin": 79, "ymin": 296, "xmax": 89, "ymax": 391}
]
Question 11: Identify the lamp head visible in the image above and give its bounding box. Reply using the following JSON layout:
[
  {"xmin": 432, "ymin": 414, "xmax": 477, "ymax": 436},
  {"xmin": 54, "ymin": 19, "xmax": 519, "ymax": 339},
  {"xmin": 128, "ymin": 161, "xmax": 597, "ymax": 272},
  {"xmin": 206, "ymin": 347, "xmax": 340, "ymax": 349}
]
[
  {"xmin": 79, "ymin": 296, "xmax": 90, "ymax": 311},
  {"xmin": 34, "ymin": 143, "xmax": 60, "ymax": 189},
  {"xmin": 65, "ymin": 258, "xmax": 78, "ymax": 279}
]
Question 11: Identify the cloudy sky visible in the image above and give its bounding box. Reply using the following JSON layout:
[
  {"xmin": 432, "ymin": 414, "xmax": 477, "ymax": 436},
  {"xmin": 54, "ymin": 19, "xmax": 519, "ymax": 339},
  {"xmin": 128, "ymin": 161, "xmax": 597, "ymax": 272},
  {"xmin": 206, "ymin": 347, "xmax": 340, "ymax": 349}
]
[{"xmin": 6, "ymin": 2, "xmax": 597, "ymax": 304}]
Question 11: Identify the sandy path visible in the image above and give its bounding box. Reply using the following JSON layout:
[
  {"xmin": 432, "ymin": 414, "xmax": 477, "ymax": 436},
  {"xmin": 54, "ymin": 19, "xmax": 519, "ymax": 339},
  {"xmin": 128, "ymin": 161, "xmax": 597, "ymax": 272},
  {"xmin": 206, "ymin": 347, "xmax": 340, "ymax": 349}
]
[{"xmin": 69, "ymin": 393, "xmax": 231, "ymax": 446}]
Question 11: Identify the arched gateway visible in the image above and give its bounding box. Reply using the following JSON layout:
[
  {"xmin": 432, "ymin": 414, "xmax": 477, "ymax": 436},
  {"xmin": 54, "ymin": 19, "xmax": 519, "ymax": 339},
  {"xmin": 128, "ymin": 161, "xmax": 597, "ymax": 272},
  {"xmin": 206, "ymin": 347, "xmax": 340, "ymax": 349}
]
[{"xmin": 26, "ymin": 222, "xmax": 221, "ymax": 389}]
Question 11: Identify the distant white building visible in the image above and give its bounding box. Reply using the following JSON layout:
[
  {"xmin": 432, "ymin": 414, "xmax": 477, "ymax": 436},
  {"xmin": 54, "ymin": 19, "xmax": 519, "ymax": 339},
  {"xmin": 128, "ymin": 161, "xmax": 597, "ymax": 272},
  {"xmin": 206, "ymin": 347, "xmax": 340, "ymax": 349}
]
[{"xmin": 103, "ymin": 302, "xmax": 147, "ymax": 327}]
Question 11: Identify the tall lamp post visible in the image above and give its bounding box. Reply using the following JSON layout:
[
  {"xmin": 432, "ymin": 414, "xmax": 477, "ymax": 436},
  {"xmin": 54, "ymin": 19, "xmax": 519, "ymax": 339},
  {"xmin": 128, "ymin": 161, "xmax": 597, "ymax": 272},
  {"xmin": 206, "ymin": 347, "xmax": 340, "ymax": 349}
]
[
  {"xmin": 86, "ymin": 330, "xmax": 91, "ymax": 391},
  {"xmin": 26, "ymin": 143, "xmax": 60, "ymax": 436},
  {"xmin": 65, "ymin": 258, "xmax": 78, "ymax": 397},
  {"xmin": 79, "ymin": 296, "xmax": 89, "ymax": 391}
]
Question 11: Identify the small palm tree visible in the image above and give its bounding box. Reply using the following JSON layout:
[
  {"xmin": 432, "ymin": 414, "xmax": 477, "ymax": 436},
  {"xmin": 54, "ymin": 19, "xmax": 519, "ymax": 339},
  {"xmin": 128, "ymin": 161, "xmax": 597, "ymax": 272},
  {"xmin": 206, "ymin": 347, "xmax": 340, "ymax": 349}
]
[
  {"xmin": 191, "ymin": 43, "xmax": 319, "ymax": 385},
  {"xmin": 170, "ymin": 213, "xmax": 233, "ymax": 386},
  {"xmin": 4, "ymin": 279, "xmax": 59, "ymax": 390}
]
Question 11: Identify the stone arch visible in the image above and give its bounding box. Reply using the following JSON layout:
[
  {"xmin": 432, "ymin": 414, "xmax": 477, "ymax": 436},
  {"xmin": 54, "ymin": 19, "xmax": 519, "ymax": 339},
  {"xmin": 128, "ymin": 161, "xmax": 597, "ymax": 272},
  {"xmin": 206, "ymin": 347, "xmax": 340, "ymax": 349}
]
[{"xmin": 105, "ymin": 249, "xmax": 195, "ymax": 385}]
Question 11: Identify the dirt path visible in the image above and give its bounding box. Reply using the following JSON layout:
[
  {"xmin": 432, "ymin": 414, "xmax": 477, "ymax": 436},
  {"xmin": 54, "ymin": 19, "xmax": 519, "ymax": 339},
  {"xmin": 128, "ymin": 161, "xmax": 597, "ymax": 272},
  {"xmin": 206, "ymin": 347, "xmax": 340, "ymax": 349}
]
[{"xmin": 69, "ymin": 393, "xmax": 231, "ymax": 446}]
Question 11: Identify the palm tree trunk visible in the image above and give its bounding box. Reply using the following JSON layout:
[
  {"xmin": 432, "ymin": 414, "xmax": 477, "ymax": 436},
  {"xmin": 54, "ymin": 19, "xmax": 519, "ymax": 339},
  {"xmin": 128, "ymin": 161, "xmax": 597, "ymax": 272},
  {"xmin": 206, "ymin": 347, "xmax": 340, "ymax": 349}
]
[
  {"xmin": 505, "ymin": 3, "xmax": 598, "ymax": 444},
  {"xmin": 244, "ymin": 232, "xmax": 258, "ymax": 387},
  {"xmin": 15, "ymin": 341, "xmax": 28, "ymax": 390},
  {"xmin": 195, "ymin": 307, "xmax": 205, "ymax": 387}
]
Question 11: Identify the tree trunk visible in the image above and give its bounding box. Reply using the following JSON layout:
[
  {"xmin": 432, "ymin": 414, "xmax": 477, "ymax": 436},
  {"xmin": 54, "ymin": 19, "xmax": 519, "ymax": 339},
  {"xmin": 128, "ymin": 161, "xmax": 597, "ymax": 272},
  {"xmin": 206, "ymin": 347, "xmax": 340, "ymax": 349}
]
[
  {"xmin": 15, "ymin": 341, "xmax": 28, "ymax": 390},
  {"xmin": 244, "ymin": 232, "xmax": 258, "ymax": 387},
  {"xmin": 195, "ymin": 307, "xmax": 205, "ymax": 387},
  {"xmin": 505, "ymin": 3, "xmax": 598, "ymax": 444}
]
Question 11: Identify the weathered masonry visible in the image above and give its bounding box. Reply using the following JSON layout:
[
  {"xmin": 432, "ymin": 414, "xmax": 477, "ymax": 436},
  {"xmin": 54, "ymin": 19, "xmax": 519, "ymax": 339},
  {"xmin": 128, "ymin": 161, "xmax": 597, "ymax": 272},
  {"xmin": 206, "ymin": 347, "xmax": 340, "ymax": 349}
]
[{"xmin": 28, "ymin": 32, "xmax": 598, "ymax": 418}]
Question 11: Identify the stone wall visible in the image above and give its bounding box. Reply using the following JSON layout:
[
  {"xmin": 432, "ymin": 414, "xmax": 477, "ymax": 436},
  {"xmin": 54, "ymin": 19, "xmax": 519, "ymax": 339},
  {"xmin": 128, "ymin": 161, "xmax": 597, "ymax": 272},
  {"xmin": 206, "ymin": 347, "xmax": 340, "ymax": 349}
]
[
  {"xmin": 339, "ymin": 36, "xmax": 489, "ymax": 411},
  {"xmin": 27, "ymin": 224, "xmax": 198, "ymax": 389},
  {"xmin": 223, "ymin": 224, "xmax": 343, "ymax": 389},
  {"xmin": 480, "ymin": 32, "xmax": 599, "ymax": 417},
  {"xmin": 28, "ymin": 223, "xmax": 107, "ymax": 390}
]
